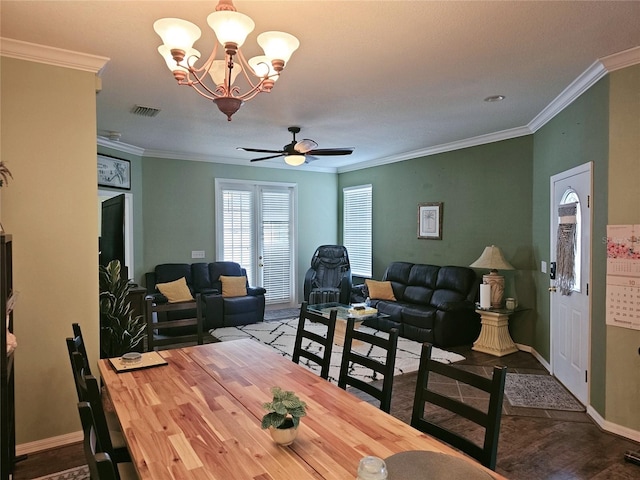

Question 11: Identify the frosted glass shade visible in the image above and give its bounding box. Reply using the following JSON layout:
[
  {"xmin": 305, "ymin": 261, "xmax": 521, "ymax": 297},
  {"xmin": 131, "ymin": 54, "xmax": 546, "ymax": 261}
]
[
  {"xmin": 154, "ymin": 18, "xmax": 201, "ymax": 51},
  {"xmin": 285, "ymin": 154, "xmax": 306, "ymax": 166},
  {"xmin": 248, "ymin": 55, "xmax": 279, "ymax": 80},
  {"xmin": 208, "ymin": 59, "xmax": 242, "ymax": 86},
  {"xmin": 158, "ymin": 45, "xmax": 201, "ymax": 71},
  {"xmin": 257, "ymin": 31, "xmax": 299, "ymax": 64},
  {"xmin": 207, "ymin": 10, "xmax": 255, "ymax": 47}
]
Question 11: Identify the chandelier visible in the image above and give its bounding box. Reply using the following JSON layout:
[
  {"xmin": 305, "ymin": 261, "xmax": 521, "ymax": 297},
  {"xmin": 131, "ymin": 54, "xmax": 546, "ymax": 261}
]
[{"xmin": 154, "ymin": 0, "xmax": 299, "ymax": 121}]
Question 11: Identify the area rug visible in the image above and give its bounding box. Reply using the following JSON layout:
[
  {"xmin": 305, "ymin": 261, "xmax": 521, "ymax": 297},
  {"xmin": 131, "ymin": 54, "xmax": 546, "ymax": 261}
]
[
  {"xmin": 505, "ymin": 373, "xmax": 585, "ymax": 411},
  {"xmin": 210, "ymin": 318, "xmax": 464, "ymax": 384},
  {"xmin": 33, "ymin": 465, "xmax": 89, "ymax": 480}
]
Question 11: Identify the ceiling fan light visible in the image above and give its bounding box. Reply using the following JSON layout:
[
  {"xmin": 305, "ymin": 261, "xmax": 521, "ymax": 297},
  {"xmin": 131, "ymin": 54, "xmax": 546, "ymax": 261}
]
[
  {"xmin": 154, "ymin": 18, "xmax": 201, "ymax": 52},
  {"xmin": 208, "ymin": 59, "xmax": 242, "ymax": 86},
  {"xmin": 207, "ymin": 10, "xmax": 255, "ymax": 48},
  {"xmin": 257, "ymin": 31, "xmax": 300, "ymax": 67},
  {"xmin": 285, "ymin": 154, "xmax": 306, "ymax": 166}
]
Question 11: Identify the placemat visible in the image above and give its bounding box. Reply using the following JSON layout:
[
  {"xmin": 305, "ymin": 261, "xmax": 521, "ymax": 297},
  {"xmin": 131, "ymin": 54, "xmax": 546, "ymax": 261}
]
[
  {"xmin": 385, "ymin": 450, "xmax": 495, "ymax": 479},
  {"xmin": 108, "ymin": 351, "xmax": 168, "ymax": 373}
]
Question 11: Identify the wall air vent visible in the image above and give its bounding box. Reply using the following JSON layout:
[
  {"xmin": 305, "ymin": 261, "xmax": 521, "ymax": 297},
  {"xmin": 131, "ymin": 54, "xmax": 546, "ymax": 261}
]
[{"xmin": 131, "ymin": 105, "xmax": 161, "ymax": 117}]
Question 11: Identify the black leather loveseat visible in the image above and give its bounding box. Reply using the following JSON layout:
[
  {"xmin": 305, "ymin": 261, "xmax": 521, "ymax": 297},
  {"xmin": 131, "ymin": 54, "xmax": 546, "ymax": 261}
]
[
  {"xmin": 360, "ymin": 262, "xmax": 481, "ymax": 347},
  {"xmin": 145, "ymin": 262, "xmax": 266, "ymax": 330}
]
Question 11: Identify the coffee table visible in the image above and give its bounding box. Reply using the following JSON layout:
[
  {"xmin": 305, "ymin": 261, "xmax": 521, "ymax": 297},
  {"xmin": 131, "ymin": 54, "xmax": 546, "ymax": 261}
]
[{"xmin": 307, "ymin": 302, "xmax": 390, "ymax": 346}]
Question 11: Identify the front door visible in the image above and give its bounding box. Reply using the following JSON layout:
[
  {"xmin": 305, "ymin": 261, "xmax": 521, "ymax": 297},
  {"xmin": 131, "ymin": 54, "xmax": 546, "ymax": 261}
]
[
  {"xmin": 550, "ymin": 162, "xmax": 592, "ymax": 405},
  {"xmin": 215, "ymin": 179, "xmax": 297, "ymax": 307}
]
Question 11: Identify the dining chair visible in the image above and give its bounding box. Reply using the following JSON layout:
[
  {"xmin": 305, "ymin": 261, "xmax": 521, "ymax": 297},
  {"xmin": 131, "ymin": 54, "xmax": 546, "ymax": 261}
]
[
  {"xmin": 145, "ymin": 293, "xmax": 204, "ymax": 350},
  {"xmin": 78, "ymin": 401, "xmax": 138, "ymax": 480},
  {"xmin": 70, "ymin": 352, "xmax": 131, "ymax": 464},
  {"xmin": 338, "ymin": 318, "xmax": 399, "ymax": 413},
  {"xmin": 66, "ymin": 323, "xmax": 92, "ymax": 400},
  {"xmin": 292, "ymin": 302, "xmax": 337, "ymax": 380},
  {"xmin": 411, "ymin": 343, "xmax": 507, "ymax": 470}
]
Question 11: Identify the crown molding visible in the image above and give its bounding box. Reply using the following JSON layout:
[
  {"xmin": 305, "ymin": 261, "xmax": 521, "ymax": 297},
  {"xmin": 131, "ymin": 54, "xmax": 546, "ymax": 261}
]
[
  {"xmin": 338, "ymin": 126, "xmax": 532, "ymax": 174},
  {"xmin": 600, "ymin": 45, "xmax": 640, "ymax": 72},
  {"xmin": 97, "ymin": 137, "xmax": 145, "ymax": 156},
  {"xmin": 0, "ymin": 37, "xmax": 109, "ymax": 73}
]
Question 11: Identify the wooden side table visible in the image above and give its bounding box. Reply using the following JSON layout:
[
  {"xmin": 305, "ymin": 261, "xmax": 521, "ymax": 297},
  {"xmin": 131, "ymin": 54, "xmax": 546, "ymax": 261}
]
[{"xmin": 472, "ymin": 308, "xmax": 519, "ymax": 357}]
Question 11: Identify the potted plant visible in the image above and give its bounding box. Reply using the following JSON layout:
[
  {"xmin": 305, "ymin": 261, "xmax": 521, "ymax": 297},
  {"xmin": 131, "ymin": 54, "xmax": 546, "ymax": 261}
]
[
  {"xmin": 99, "ymin": 259, "xmax": 146, "ymax": 358},
  {"xmin": 261, "ymin": 386, "xmax": 307, "ymax": 446}
]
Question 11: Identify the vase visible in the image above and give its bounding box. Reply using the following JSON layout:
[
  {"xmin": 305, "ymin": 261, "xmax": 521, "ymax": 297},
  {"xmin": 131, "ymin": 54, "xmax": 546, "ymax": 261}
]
[{"xmin": 268, "ymin": 424, "xmax": 299, "ymax": 446}]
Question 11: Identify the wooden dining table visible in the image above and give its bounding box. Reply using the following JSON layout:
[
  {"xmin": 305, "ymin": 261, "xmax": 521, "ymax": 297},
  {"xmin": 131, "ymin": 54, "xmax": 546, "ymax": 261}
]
[{"xmin": 98, "ymin": 339, "xmax": 506, "ymax": 480}]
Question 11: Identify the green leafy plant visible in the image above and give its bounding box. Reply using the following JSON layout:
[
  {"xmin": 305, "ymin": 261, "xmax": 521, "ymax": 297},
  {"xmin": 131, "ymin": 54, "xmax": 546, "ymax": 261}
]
[
  {"xmin": 261, "ymin": 386, "xmax": 307, "ymax": 430},
  {"xmin": 0, "ymin": 162, "xmax": 13, "ymax": 187},
  {"xmin": 99, "ymin": 259, "xmax": 146, "ymax": 357}
]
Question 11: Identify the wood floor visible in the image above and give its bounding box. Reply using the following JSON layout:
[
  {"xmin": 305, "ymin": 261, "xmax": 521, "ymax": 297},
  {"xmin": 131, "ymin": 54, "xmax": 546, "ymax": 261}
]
[{"xmin": 13, "ymin": 344, "xmax": 640, "ymax": 479}]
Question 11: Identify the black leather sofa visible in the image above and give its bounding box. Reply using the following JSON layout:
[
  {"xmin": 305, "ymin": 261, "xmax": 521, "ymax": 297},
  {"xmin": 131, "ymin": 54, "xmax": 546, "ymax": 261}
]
[
  {"xmin": 360, "ymin": 262, "xmax": 481, "ymax": 347},
  {"xmin": 145, "ymin": 262, "xmax": 266, "ymax": 330}
]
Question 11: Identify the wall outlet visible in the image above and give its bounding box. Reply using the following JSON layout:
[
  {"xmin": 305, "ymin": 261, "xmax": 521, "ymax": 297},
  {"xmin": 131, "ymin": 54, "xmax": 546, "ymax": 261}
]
[
  {"xmin": 541, "ymin": 261, "xmax": 547, "ymax": 273},
  {"xmin": 191, "ymin": 250, "xmax": 205, "ymax": 259}
]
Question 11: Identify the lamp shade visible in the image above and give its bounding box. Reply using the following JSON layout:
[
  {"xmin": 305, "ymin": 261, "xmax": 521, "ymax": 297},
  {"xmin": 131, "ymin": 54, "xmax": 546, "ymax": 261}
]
[
  {"xmin": 257, "ymin": 31, "xmax": 300, "ymax": 65},
  {"xmin": 470, "ymin": 245, "xmax": 514, "ymax": 271},
  {"xmin": 154, "ymin": 18, "xmax": 201, "ymax": 52},
  {"xmin": 208, "ymin": 59, "xmax": 242, "ymax": 86},
  {"xmin": 207, "ymin": 10, "xmax": 255, "ymax": 47},
  {"xmin": 158, "ymin": 45, "xmax": 201, "ymax": 72},
  {"xmin": 248, "ymin": 55, "xmax": 279, "ymax": 80},
  {"xmin": 284, "ymin": 154, "xmax": 306, "ymax": 166}
]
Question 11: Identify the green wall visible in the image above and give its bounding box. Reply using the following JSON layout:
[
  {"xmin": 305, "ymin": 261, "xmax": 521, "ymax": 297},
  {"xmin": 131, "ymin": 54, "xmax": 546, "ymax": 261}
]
[
  {"xmin": 140, "ymin": 158, "xmax": 338, "ymax": 301},
  {"xmin": 338, "ymin": 136, "xmax": 536, "ymax": 345},
  {"xmin": 606, "ymin": 64, "xmax": 640, "ymax": 430},
  {"xmin": 531, "ymin": 77, "xmax": 610, "ymax": 412}
]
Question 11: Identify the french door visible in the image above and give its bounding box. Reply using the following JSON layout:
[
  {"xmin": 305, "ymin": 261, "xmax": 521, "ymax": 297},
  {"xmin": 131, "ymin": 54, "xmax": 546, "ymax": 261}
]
[{"xmin": 215, "ymin": 179, "xmax": 297, "ymax": 306}]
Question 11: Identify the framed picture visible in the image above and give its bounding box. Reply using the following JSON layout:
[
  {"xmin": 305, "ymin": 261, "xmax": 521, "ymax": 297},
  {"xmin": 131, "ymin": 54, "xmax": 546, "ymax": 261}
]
[
  {"xmin": 98, "ymin": 155, "xmax": 130, "ymax": 190},
  {"xmin": 418, "ymin": 202, "xmax": 443, "ymax": 240}
]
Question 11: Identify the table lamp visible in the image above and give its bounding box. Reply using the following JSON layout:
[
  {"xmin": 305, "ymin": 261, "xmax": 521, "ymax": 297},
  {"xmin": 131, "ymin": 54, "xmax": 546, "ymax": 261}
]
[{"xmin": 470, "ymin": 245, "xmax": 514, "ymax": 308}]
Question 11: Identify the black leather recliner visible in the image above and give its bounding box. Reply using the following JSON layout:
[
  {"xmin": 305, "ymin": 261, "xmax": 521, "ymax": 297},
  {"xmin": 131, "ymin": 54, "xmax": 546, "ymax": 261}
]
[{"xmin": 303, "ymin": 245, "xmax": 352, "ymax": 305}]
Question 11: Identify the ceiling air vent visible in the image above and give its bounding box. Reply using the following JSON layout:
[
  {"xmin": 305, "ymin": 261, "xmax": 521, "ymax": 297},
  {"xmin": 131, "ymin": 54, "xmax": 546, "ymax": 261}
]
[{"xmin": 131, "ymin": 105, "xmax": 161, "ymax": 117}]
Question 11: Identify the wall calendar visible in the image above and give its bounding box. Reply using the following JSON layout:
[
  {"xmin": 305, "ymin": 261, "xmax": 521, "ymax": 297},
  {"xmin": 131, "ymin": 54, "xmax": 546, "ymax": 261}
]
[{"xmin": 606, "ymin": 225, "xmax": 640, "ymax": 330}]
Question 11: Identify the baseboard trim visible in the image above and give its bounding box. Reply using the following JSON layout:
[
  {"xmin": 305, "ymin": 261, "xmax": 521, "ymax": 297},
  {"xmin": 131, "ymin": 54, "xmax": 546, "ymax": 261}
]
[
  {"xmin": 515, "ymin": 343, "xmax": 551, "ymax": 372},
  {"xmin": 16, "ymin": 430, "xmax": 83, "ymax": 456},
  {"xmin": 587, "ymin": 406, "xmax": 640, "ymax": 443}
]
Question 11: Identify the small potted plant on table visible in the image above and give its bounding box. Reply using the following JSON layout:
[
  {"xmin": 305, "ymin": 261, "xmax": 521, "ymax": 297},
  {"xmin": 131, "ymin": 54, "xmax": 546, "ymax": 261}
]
[{"xmin": 261, "ymin": 386, "xmax": 307, "ymax": 446}]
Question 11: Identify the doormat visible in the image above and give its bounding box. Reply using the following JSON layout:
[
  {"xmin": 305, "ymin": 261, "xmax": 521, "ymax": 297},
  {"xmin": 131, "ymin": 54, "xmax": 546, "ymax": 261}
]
[
  {"xmin": 505, "ymin": 373, "xmax": 585, "ymax": 411},
  {"xmin": 210, "ymin": 318, "xmax": 464, "ymax": 384},
  {"xmin": 33, "ymin": 465, "xmax": 89, "ymax": 480}
]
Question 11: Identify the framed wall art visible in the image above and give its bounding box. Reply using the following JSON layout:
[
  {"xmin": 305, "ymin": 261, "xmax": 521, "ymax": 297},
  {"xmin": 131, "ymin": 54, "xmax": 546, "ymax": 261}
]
[
  {"xmin": 98, "ymin": 155, "xmax": 130, "ymax": 190},
  {"xmin": 418, "ymin": 202, "xmax": 443, "ymax": 240}
]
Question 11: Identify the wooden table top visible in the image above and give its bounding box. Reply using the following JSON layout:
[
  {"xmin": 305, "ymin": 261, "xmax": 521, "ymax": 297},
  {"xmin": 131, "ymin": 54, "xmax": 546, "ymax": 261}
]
[{"xmin": 98, "ymin": 339, "xmax": 506, "ymax": 480}]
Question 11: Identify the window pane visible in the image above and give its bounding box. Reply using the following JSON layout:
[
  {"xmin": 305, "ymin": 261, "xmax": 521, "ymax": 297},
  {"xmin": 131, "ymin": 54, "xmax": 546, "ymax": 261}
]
[
  {"xmin": 344, "ymin": 185, "xmax": 372, "ymax": 277},
  {"xmin": 560, "ymin": 189, "xmax": 581, "ymax": 292},
  {"xmin": 222, "ymin": 189, "xmax": 254, "ymax": 282},
  {"xmin": 261, "ymin": 189, "xmax": 293, "ymax": 303}
]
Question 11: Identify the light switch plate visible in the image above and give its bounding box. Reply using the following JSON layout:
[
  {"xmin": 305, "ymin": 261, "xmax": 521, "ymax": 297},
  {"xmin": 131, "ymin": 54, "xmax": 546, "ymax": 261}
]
[{"xmin": 191, "ymin": 250, "xmax": 205, "ymax": 259}]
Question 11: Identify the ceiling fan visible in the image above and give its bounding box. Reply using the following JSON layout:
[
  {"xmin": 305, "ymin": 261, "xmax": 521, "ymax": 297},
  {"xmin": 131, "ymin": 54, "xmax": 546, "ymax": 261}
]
[{"xmin": 237, "ymin": 126, "xmax": 354, "ymax": 166}]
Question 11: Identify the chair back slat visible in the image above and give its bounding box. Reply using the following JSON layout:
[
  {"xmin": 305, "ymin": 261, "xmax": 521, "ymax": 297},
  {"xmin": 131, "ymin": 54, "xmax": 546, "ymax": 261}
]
[
  {"xmin": 78, "ymin": 402, "xmax": 119, "ymax": 480},
  {"xmin": 338, "ymin": 317, "xmax": 399, "ymax": 413},
  {"xmin": 292, "ymin": 302, "xmax": 337, "ymax": 380},
  {"xmin": 411, "ymin": 343, "xmax": 507, "ymax": 470},
  {"xmin": 145, "ymin": 293, "xmax": 204, "ymax": 350}
]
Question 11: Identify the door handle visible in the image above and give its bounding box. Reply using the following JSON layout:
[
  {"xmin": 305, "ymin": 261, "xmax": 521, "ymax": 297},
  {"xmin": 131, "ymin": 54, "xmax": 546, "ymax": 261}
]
[
  {"xmin": 259, "ymin": 263, "xmax": 264, "ymax": 267},
  {"xmin": 549, "ymin": 286, "xmax": 557, "ymax": 293}
]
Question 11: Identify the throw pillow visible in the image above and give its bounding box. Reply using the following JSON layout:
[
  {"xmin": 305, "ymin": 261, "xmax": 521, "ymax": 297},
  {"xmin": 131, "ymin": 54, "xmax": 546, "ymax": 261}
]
[
  {"xmin": 365, "ymin": 279, "xmax": 396, "ymax": 301},
  {"xmin": 220, "ymin": 275, "xmax": 248, "ymax": 298},
  {"xmin": 156, "ymin": 277, "xmax": 194, "ymax": 303}
]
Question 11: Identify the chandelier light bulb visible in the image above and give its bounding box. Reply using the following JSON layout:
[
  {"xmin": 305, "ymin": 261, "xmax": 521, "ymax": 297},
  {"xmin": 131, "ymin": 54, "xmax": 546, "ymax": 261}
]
[
  {"xmin": 153, "ymin": 18, "xmax": 201, "ymax": 53},
  {"xmin": 207, "ymin": 10, "xmax": 255, "ymax": 49},
  {"xmin": 257, "ymin": 31, "xmax": 300, "ymax": 67}
]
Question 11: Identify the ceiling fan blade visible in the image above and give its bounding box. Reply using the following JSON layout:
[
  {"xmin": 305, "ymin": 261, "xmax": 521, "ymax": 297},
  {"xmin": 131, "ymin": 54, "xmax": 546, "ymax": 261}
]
[
  {"xmin": 237, "ymin": 147, "xmax": 285, "ymax": 154},
  {"xmin": 250, "ymin": 154, "xmax": 284, "ymax": 162},
  {"xmin": 306, "ymin": 148, "xmax": 354, "ymax": 156},
  {"xmin": 294, "ymin": 139, "xmax": 318, "ymax": 154}
]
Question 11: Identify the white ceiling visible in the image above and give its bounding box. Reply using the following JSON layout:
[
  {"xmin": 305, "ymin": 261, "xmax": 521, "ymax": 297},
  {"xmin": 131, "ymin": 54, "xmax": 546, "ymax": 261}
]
[{"xmin": 2, "ymin": 1, "xmax": 640, "ymax": 173}]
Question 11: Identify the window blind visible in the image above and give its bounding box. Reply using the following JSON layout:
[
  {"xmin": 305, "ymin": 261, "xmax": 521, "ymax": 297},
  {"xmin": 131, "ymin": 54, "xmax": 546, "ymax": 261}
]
[{"xmin": 343, "ymin": 184, "xmax": 372, "ymax": 277}]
